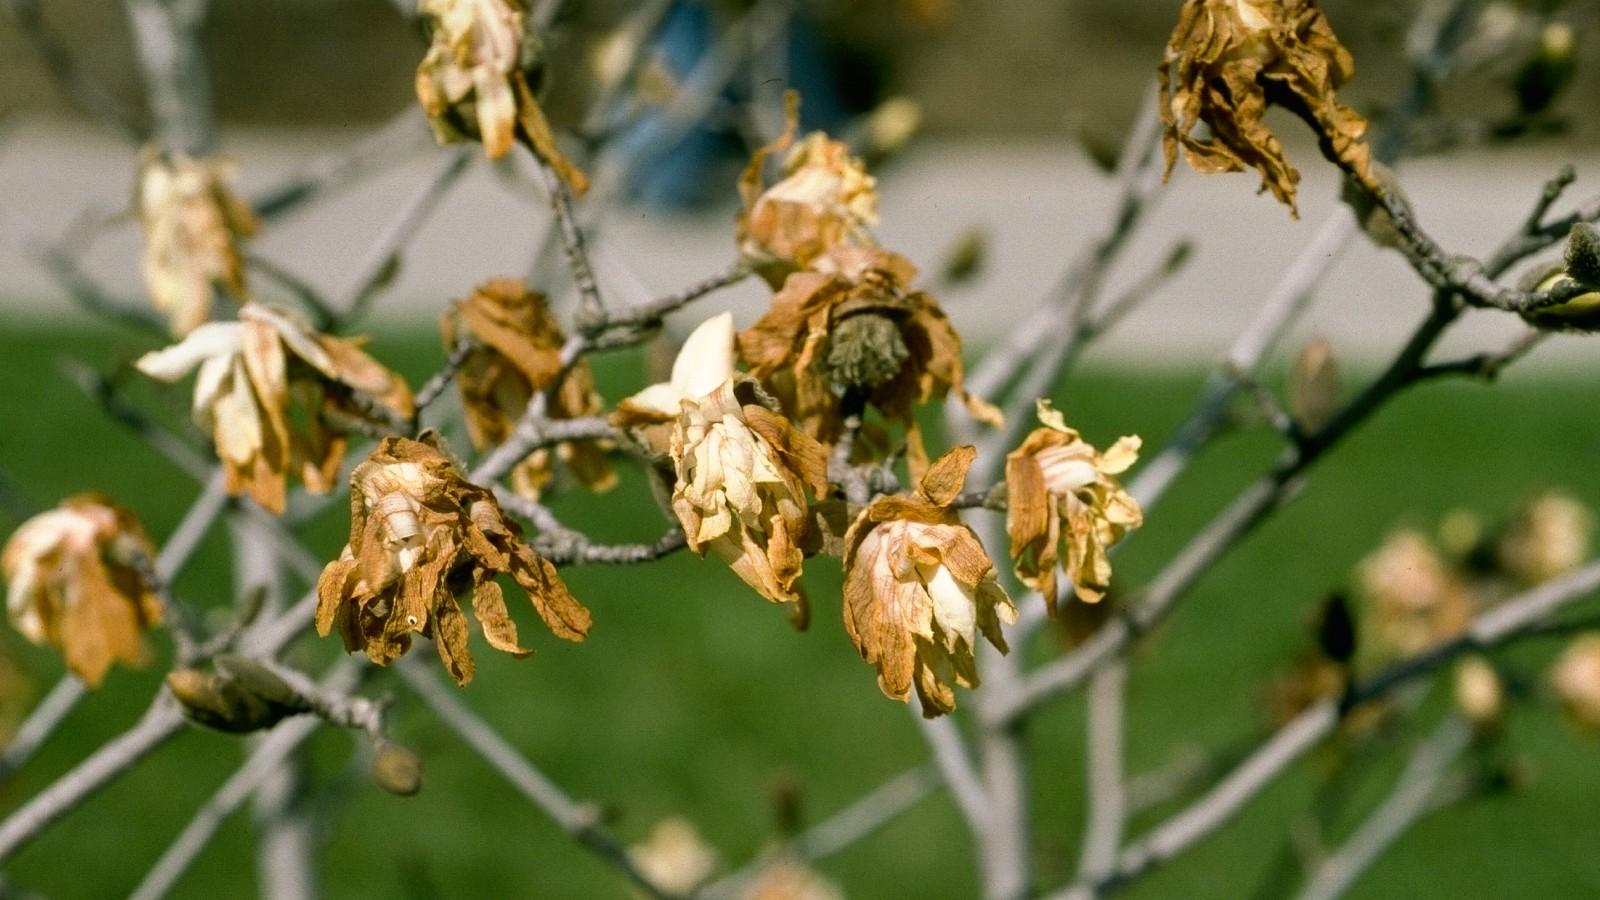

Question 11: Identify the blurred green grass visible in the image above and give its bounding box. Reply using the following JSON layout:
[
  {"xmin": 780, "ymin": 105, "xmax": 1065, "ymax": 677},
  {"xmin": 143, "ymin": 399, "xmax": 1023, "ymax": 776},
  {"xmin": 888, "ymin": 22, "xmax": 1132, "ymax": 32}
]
[{"xmin": 2, "ymin": 323, "xmax": 1600, "ymax": 899}]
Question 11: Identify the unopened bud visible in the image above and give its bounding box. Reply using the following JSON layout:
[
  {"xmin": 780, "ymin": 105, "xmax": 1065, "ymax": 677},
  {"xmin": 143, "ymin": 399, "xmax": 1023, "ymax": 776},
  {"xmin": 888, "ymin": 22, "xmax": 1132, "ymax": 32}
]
[
  {"xmin": 864, "ymin": 97, "xmax": 922, "ymax": 161},
  {"xmin": 371, "ymin": 742, "xmax": 424, "ymax": 796},
  {"xmin": 827, "ymin": 313, "xmax": 909, "ymax": 393},
  {"xmin": 166, "ymin": 667, "xmax": 298, "ymax": 734},
  {"xmin": 1453, "ymin": 656, "xmax": 1504, "ymax": 730},
  {"xmin": 940, "ymin": 228, "xmax": 987, "ymax": 285},
  {"xmin": 1289, "ymin": 336, "xmax": 1341, "ymax": 433},
  {"xmin": 1564, "ymin": 222, "xmax": 1600, "ymax": 286}
]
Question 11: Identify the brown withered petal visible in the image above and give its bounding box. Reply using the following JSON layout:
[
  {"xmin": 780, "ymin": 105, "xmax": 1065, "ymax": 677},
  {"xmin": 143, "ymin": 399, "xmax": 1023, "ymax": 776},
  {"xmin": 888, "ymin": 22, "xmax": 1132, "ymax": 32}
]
[
  {"xmin": 841, "ymin": 445, "xmax": 1016, "ymax": 717},
  {"xmin": 137, "ymin": 148, "xmax": 258, "ymax": 336},
  {"xmin": 415, "ymin": 0, "xmax": 588, "ymax": 193},
  {"xmin": 1158, "ymin": 0, "xmax": 1376, "ymax": 215},
  {"xmin": 738, "ymin": 265, "xmax": 999, "ymax": 476},
  {"xmin": 3, "ymin": 495, "xmax": 162, "ymax": 687},
  {"xmin": 443, "ymin": 278, "xmax": 615, "ymax": 499},
  {"xmin": 669, "ymin": 379, "xmax": 829, "ymax": 607},
  {"xmin": 1005, "ymin": 400, "xmax": 1143, "ymax": 612},
  {"xmin": 137, "ymin": 304, "xmax": 413, "ymax": 514},
  {"xmin": 314, "ymin": 436, "xmax": 589, "ymax": 684}
]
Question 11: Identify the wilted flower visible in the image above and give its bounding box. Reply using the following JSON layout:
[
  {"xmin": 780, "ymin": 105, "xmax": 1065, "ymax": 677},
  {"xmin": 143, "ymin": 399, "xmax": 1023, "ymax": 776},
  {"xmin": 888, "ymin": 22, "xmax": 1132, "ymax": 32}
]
[
  {"xmin": 629, "ymin": 819, "xmax": 720, "ymax": 896},
  {"xmin": 1358, "ymin": 530, "xmax": 1474, "ymax": 659},
  {"xmin": 1498, "ymin": 491, "xmax": 1593, "ymax": 586},
  {"xmin": 315, "ymin": 436, "xmax": 590, "ymax": 684},
  {"xmin": 737, "ymin": 100, "xmax": 881, "ymax": 287},
  {"xmin": 137, "ymin": 149, "xmax": 258, "ymax": 336},
  {"xmin": 3, "ymin": 495, "xmax": 162, "ymax": 686},
  {"xmin": 1551, "ymin": 633, "xmax": 1600, "ymax": 734},
  {"xmin": 1454, "ymin": 655, "xmax": 1504, "ymax": 731},
  {"xmin": 673, "ymin": 378, "xmax": 829, "ymax": 607},
  {"xmin": 443, "ymin": 278, "xmax": 615, "ymax": 499},
  {"xmin": 1158, "ymin": 0, "xmax": 1376, "ymax": 214},
  {"xmin": 615, "ymin": 312, "xmax": 741, "ymax": 453},
  {"xmin": 137, "ymin": 303, "xmax": 414, "ymax": 514},
  {"xmin": 740, "ymin": 856, "xmax": 844, "ymax": 900},
  {"xmin": 739, "ymin": 263, "xmax": 1000, "ymax": 474},
  {"xmin": 415, "ymin": 0, "xmax": 588, "ymax": 191},
  {"xmin": 1005, "ymin": 400, "xmax": 1142, "ymax": 611},
  {"xmin": 842, "ymin": 446, "xmax": 1017, "ymax": 717}
]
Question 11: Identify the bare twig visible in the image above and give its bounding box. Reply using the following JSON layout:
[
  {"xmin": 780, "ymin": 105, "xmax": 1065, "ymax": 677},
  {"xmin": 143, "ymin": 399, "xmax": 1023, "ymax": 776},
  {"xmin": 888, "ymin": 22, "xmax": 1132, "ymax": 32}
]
[{"xmin": 1076, "ymin": 662, "xmax": 1128, "ymax": 884}]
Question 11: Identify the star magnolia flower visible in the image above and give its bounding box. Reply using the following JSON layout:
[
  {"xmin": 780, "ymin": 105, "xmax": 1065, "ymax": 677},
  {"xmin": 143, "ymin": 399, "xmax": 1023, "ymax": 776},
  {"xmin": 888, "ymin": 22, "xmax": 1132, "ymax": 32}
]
[
  {"xmin": 137, "ymin": 303, "xmax": 414, "ymax": 514},
  {"xmin": 443, "ymin": 278, "xmax": 615, "ymax": 499},
  {"xmin": 1498, "ymin": 491, "xmax": 1592, "ymax": 587},
  {"xmin": 842, "ymin": 446, "xmax": 1016, "ymax": 717},
  {"xmin": 738, "ymin": 261, "xmax": 1001, "ymax": 476},
  {"xmin": 1005, "ymin": 400, "xmax": 1143, "ymax": 610},
  {"xmin": 614, "ymin": 312, "xmax": 741, "ymax": 452},
  {"xmin": 1358, "ymin": 530, "xmax": 1473, "ymax": 659},
  {"xmin": 415, "ymin": 0, "xmax": 587, "ymax": 191},
  {"xmin": 1551, "ymin": 633, "xmax": 1600, "ymax": 735},
  {"xmin": 1158, "ymin": 0, "xmax": 1375, "ymax": 214},
  {"xmin": 315, "ymin": 436, "xmax": 589, "ymax": 684},
  {"xmin": 3, "ymin": 495, "xmax": 161, "ymax": 686},
  {"xmin": 737, "ymin": 98, "xmax": 881, "ymax": 288},
  {"xmin": 672, "ymin": 378, "xmax": 829, "ymax": 607},
  {"xmin": 137, "ymin": 149, "xmax": 258, "ymax": 336}
]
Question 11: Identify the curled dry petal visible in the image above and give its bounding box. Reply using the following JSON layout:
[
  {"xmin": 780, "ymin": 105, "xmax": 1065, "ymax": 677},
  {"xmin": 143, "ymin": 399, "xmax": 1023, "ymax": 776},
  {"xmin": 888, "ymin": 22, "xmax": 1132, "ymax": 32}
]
[
  {"xmin": 1005, "ymin": 399, "xmax": 1143, "ymax": 611},
  {"xmin": 137, "ymin": 303, "xmax": 413, "ymax": 514},
  {"xmin": 614, "ymin": 312, "xmax": 739, "ymax": 453},
  {"xmin": 1358, "ymin": 529, "xmax": 1474, "ymax": 660},
  {"xmin": 314, "ymin": 436, "xmax": 589, "ymax": 684},
  {"xmin": 1158, "ymin": 0, "xmax": 1376, "ymax": 214},
  {"xmin": 841, "ymin": 445, "xmax": 1016, "ymax": 717},
  {"xmin": 137, "ymin": 149, "xmax": 258, "ymax": 336},
  {"xmin": 444, "ymin": 278, "xmax": 615, "ymax": 499},
  {"xmin": 670, "ymin": 378, "xmax": 829, "ymax": 606},
  {"xmin": 415, "ymin": 0, "xmax": 588, "ymax": 192},
  {"xmin": 3, "ymin": 495, "xmax": 162, "ymax": 687},
  {"xmin": 737, "ymin": 265, "xmax": 1000, "ymax": 475}
]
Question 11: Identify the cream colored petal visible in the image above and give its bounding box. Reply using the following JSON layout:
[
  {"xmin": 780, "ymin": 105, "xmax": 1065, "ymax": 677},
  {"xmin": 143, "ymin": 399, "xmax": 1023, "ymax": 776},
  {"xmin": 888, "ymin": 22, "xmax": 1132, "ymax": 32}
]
[
  {"xmin": 1099, "ymin": 435, "xmax": 1142, "ymax": 475},
  {"xmin": 669, "ymin": 312, "xmax": 737, "ymax": 400},
  {"xmin": 921, "ymin": 562, "xmax": 977, "ymax": 647},
  {"xmin": 212, "ymin": 359, "xmax": 264, "ymax": 466},
  {"xmin": 135, "ymin": 321, "xmax": 244, "ymax": 381}
]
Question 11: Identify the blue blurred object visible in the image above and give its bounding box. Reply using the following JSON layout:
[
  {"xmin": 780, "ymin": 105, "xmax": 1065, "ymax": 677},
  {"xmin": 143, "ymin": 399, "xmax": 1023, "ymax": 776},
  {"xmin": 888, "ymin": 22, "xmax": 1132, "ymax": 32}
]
[{"xmin": 613, "ymin": 1, "xmax": 880, "ymax": 209}]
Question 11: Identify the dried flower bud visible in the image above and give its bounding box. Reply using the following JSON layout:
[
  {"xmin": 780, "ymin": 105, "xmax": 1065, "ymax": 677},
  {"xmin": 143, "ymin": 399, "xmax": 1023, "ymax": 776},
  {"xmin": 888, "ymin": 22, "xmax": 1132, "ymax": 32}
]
[
  {"xmin": 1551, "ymin": 633, "xmax": 1600, "ymax": 735},
  {"xmin": 165, "ymin": 663, "xmax": 304, "ymax": 734},
  {"xmin": 1497, "ymin": 491, "xmax": 1592, "ymax": 586},
  {"xmin": 138, "ymin": 303, "xmax": 414, "ymax": 514},
  {"xmin": 137, "ymin": 149, "xmax": 257, "ymax": 336},
  {"xmin": 843, "ymin": 446, "xmax": 1017, "ymax": 717},
  {"xmin": 1158, "ymin": 0, "xmax": 1376, "ymax": 214},
  {"xmin": 444, "ymin": 278, "xmax": 615, "ymax": 499},
  {"xmin": 1358, "ymin": 530, "xmax": 1474, "ymax": 659},
  {"xmin": 1454, "ymin": 656, "xmax": 1504, "ymax": 731},
  {"xmin": 1565, "ymin": 222, "xmax": 1600, "ymax": 287},
  {"xmin": 4, "ymin": 495, "xmax": 161, "ymax": 687},
  {"xmin": 415, "ymin": 0, "xmax": 587, "ymax": 191},
  {"xmin": 1289, "ymin": 336, "xmax": 1341, "ymax": 433},
  {"xmin": 825, "ymin": 313, "xmax": 909, "ymax": 392},
  {"xmin": 628, "ymin": 818, "xmax": 720, "ymax": 896},
  {"xmin": 371, "ymin": 742, "xmax": 424, "ymax": 796},
  {"xmin": 316, "ymin": 436, "xmax": 590, "ymax": 684},
  {"xmin": 1515, "ymin": 263, "xmax": 1600, "ymax": 332},
  {"xmin": 1005, "ymin": 400, "xmax": 1142, "ymax": 611}
]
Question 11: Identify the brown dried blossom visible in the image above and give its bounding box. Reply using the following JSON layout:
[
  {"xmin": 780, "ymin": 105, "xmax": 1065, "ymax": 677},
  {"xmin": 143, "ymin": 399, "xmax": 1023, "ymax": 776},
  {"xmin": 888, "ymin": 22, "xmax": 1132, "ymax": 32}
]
[
  {"xmin": 737, "ymin": 96, "xmax": 881, "ymax": 288},
  {"xmin": 615, "ymin": 312, "xmax": 741, "ymax": 453},
  {"xmin": 842, "ymin": 446, "xmax": 1017, "ymax": 717},
  {"xmin": 3, "ymin": 495, "xmax": 161, "ymax": 687},
  {"xmin": 137, "ymin": 303, "xmax": 414, "ymax": 515},
  {"xmin": 1005, "ymin": 400, "xmax": 1143, "ymax": 611},
  {"xmin": 1358, "ymin": 529, "xmax": 1474, "ymax": 660},
  {"xmin": 443, "ymin": 278, "xmax": 615, "ymax": 499},
  {"xmin": 137, "ymin": 149, "xmax": 258, "ymax": 336},
  {"xmin": 316, "ymin": 436, "xmax": 589, "ymax": 684},
  {"xmin": 1158, "ymin": 0, "xmax": 1376, "ymax": 214},
  {"xmin": 738, "ymin": 261, "xmax": 1001, "ymax": 473},
  {"xmin": 415, "ymin": 0, "xmax": 588, "ymax": 192}
]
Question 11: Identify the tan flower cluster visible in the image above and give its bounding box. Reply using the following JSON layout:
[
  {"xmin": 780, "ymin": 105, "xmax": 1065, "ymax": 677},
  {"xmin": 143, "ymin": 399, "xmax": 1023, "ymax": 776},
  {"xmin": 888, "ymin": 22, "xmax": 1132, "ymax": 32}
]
[
  {"xmin": 843, "ymin": 446, "xmax": 1017, "ymax": 717},
  {"xmin": 1158, "ymin": 0, "xmax": 1376, "ymax": 214},
  {"xmin": 1551, "ymin": 633, "xmax": 1600, "ymax": 735},
  {"xmin": 1497, "ymin": 490, "xmax": 1592, "ymax": 587},
  {"xmin": 740, "ymin": 857, "xmax": 844, "ymax": 900},
  {"xmin": 3, "ymin": 495, "xmax": 162, "ymax": 686},
  {"xmin": 1358, "ymin": 530, "xmax": 1474, "ymax": 659},
  {"xmin": 315, "ymin": 436, "xmax": 589, "ymax": 684},
  {"xmin": 1006, "ymin": 400, "xmax": 1143, "ymax": 610},
  {"xmin": 444, "ymin": 278, "xmax": 615, "ymax": 499},
  {"xmin": 137, "ymin": 149, "xmax": 258, "ymax": 336},
  {"xmin": 628, "ymin": 818, "xmax": 721, "ymax": 897},
  {"xmin": 137, "ymin": 303, "xmax": 414, "ymax": 514},
  {"xmin": 415, "ymin": 0, "xmax": 588, "ymax": 191}
]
